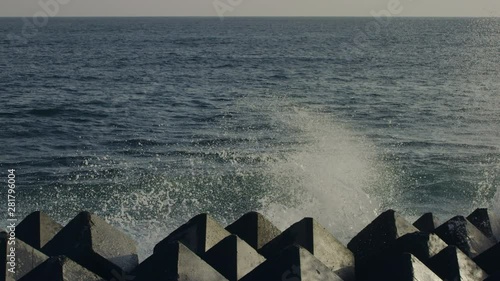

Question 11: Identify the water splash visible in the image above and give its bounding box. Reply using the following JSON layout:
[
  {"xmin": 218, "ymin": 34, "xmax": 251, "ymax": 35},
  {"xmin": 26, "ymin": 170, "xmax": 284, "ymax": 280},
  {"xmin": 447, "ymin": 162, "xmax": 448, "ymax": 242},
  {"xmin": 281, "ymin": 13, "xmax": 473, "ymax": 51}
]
[
  {"xmin": 10, "ymin": 97, "xmax": 498, "ymax": 261},
  {"xmin": 487, "ymin": 160, "xmax": 500, "ymax": 216},
  {"xmin": 255, "ymin": 106, "xmax": 399, "ymax": 243},
  {"xmin": 473, "ymin": 159, "xmax": 499, "ymax": 209},
  {"xmin": 493, "ymin": 189, "xmax": 500, "ymax": 215},
  {"xmin": 88, "ymin": 102, "xmax": 399, "ymax": 258}
]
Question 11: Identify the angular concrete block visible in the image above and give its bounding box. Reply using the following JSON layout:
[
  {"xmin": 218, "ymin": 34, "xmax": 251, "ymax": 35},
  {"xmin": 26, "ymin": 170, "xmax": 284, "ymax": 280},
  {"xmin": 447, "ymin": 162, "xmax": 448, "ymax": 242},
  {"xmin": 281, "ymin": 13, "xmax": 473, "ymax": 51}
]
[
  {"xmin": 225, "ymin": 211, "xmax": 281, "ymax": 250},
  {"xmin": 413, "ymin": 212, "xmax": 439, "ymax": 233},
  {"xmin": 467, "ymin": 208, "xmax": 500, "ymax": 243},
  {"xmin": 378, "ymin": 253, "xmax": 442, "ymax": 281},
  {"xmin": 474, "ymin": 242, "xmax": 500, "ymax": 274},
  {"xmin": 240, "ymin": 245, "xmax": 343, "ymax": 281},
  {"xmin": 348, "ymin": 210, "xmax": 419, "ymax": 260},
  {"xmin": 2, "ymin": 230, "xmax": 49, "ymax": 281},
  {"xmin": 354, "ymin": 232, "xmax": 447, "ymax": 281},
  {"xmin": 154, "ymin": 213, "xmax": 231, "ymax": 256},
  {"xmin": 18, "ymin": 256, "xmax": 105, "ymax": 281},
  {"xmin": 17, "ymin": 211, "xmax": 63, "ymax": 249},
  {"xmin": 391, "ymin": 232, "xmax": 448, "ymax": 261},
  {"xmin": 42, "ymin": 212, "xmax": 138, "ymax": 280},
  {"xmin": 484, "ymin": 271, "xmax": 500, "ymax": 281},
  {"xmin": 434, "ymin": 216, "xmax": 494, "ymax": 258},
  {"xmin": 135, "ymin": 241, "xmax": 228, "ymax": 281},
  {"xmin": 259, "ymin": 217, "xmax": 354, "ymax": 279},
  {"xmin": 203, "ymin": 235, "xmax": 266, "ymax": 281},
  {"xmin": 1, "ymin": 230, "xmax": 6, "ymax": 281},
  {"xmin": 130, "ymin": 254, "xmax": 155, "ymax": 278},
  {"xmin": 428, "ymin": 246, "xmax": 489, "ymax": 281}
]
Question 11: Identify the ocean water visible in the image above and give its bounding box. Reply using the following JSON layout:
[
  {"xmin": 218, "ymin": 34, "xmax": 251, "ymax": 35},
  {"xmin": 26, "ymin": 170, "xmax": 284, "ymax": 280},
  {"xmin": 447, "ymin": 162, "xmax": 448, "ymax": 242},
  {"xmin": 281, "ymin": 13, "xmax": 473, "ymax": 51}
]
[{"xmin": 1, "ymin": 17, "xmax": 499, "ymax": 259}]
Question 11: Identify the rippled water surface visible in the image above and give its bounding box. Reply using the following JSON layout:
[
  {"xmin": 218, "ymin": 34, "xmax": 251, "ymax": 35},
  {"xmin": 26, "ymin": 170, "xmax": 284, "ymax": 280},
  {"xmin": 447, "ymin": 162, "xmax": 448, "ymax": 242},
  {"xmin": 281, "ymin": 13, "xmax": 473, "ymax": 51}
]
[{"xmin": 1, "ymin": 17, "xmax": 499, "ymax": 259}]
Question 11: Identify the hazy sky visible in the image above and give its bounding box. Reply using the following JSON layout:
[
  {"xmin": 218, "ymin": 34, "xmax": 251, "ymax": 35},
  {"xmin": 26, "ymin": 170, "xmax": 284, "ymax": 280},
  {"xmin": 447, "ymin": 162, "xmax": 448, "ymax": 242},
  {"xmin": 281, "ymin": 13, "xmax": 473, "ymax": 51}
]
[{"xmin": 1, "ymin": 0, "xmax": 500, "ymax": 17}]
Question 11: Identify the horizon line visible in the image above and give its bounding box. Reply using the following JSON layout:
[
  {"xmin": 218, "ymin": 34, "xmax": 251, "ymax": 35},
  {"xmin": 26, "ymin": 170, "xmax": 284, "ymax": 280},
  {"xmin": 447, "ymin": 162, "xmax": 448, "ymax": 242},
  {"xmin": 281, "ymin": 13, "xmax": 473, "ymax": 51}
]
[{"xmin": 0, "ymin": 15, "xmax": 499, "ymax": 18}]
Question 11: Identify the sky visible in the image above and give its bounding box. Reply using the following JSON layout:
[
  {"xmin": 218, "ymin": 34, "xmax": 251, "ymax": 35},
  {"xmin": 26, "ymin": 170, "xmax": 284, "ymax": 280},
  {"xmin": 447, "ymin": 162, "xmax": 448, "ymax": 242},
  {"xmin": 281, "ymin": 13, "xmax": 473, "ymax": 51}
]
[{"xmin": 1, "ymin": 0, "xmax": 500, "ymax": 17}]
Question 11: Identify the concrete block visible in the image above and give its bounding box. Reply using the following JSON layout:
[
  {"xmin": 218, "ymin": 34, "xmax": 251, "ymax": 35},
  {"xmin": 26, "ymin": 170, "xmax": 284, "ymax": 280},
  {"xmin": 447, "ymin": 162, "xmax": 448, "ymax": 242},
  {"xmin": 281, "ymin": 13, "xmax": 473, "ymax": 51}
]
[
  {"xmin": 428, "ymin": 246, "xmax": 489, "ymax": 281},
  {"xmin": 203, "ymin": 235, "xmax": 266, "ymax": 281},
  {"xmin": 135, "ymin": 241, "xmax": 228, "ymax": 281},
  {"xmin": 434, "ymin": 216, "xmax": 494, "ymax": 258},
  {"xmin": 391, "ymin": 232, "xmax": 448, "ymax": 261},
  {"xmin": 1, "ymin": 230, "xmax": 6, "ymax": 281},
  {"xmin": 413, "ymin": 212, "xmax": 439, "ymax": 233},
  {"xmin": 467, "ymin": 208, "xmax": 500, "ymax": 243},
  {"xmin": 16, "ymin": 211, "xmax": 63, "ymax": 249},
  {"xmin": 484, "ymin": 271, "xmax": 500, "ymax": 281},
  {"xmin": 354, "ymin": 232, "xmax": 447, "ymax": 281},
  {"xmin": 240, "ymin": 245, "xmax": 343, "ymax": 281},
  {"xmin": 225, "ymin": 211, "xmax": 281, "ymax": 250},
  {"xmin": 348, "ymin": 210, "xmax": 419, "ymax": 261},
  {"xmin": 154, "ymin": 213, "xmax": 231, "ymax": 256},
  {"xmin": 259, "ymin": 217, "xmax": 354, "ymax": 279},
  {"xmin": 378, "ymin": 253, "xmax": 442, "ymax": 281},
  {"xmin": 474, "ymin": 242, "xmax": 500, "ymax": 274},
  {"xmin": 42, "ymin": 211, "xmax": 138, "ymax": 280},
  {"xmin": 18, "ymin": 256, "xmax": 105, "ymax": 281},
  {"xmin": 130, "ymin": 254, "xmax": 155, "ymax": 279},
  {"xmin": 2, "ymin": 230, "xmax": 49, "ymax": 281}
]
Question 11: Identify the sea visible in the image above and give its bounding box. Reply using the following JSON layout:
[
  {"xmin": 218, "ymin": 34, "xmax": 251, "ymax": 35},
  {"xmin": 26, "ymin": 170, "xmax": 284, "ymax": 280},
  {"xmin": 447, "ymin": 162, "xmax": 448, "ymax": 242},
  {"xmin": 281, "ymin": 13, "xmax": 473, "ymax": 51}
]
[{"xmin": 1, "ymin": 17, "xmax": 499, "ymax": 259}]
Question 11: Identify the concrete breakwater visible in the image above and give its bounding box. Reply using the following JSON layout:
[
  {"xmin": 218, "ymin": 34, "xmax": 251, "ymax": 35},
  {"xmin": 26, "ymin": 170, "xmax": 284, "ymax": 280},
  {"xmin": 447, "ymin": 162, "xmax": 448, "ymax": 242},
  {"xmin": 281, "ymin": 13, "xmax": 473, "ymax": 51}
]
[{"xmin": 1, "ymin": 209, "xmax": 499, "ymax": 281}]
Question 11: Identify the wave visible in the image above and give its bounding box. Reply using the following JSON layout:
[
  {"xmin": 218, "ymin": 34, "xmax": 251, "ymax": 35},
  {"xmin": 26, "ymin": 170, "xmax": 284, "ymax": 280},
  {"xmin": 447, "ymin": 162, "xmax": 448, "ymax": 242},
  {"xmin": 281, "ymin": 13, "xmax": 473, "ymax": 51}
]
[
  {"xmin": 106, "ymin": 139, "xmax": 167, "ymax": 147},
  {"xmin": 398, "ymin": 140, "xmax": 498, "ymax": 151},
  {"xmin": 8, "ymin": 98, "xmax": 499, "ymax": 260},
  {"xmin": 213, "ymin": 63, "xmax": 236, "ymax": 69},
  {"xmin": 28, "ymin": 108, "xmax": 66, "ymax": 117},
  {"xmin": 269, "ymin": 74, "xmax": 289, "ymax": 80},
  {"xmin": 27, "ymin": 107, "xmax": 109, "ymax": 118}
]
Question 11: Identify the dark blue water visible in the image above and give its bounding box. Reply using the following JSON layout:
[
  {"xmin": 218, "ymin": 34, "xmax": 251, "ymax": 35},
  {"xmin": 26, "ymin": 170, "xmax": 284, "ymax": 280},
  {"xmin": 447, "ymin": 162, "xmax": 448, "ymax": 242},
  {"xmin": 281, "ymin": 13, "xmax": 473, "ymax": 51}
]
[{"xmin": 1, "ymin": 17, "xmax": 499, "ymax": 258}]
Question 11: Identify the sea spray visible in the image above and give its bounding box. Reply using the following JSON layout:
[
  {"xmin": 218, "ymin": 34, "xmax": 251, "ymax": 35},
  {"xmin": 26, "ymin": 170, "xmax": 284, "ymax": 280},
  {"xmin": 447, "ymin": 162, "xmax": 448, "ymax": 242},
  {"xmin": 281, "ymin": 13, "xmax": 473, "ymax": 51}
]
[
  {"xmin": 255, "ymin": 106, "xmax": 400, "ymax": 243},
  {"xmin": 489, "ymin": 160, "xmax": 500, "ymax": 216},
  {"xmin": 9, "ymin": 99, "xmax": 497, "ymax": 261},
  {"xmin": 91, "ymin": 101, "xmax": 402, "ymax": 259}
]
